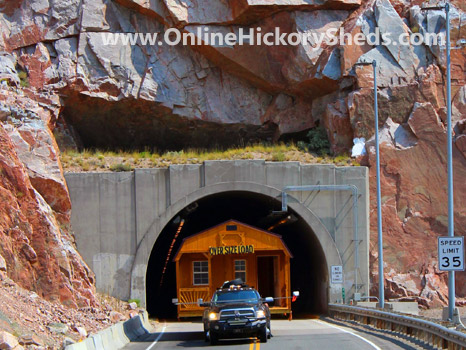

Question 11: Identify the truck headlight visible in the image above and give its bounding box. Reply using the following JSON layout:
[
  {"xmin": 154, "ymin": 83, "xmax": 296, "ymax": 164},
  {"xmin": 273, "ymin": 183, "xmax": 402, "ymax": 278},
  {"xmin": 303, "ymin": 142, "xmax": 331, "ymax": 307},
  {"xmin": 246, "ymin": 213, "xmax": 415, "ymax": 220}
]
[
  {"xmin": 256, "ymin": 310, "xmax": 266, "ymax": 319},
  {"xmin": 209, "ymin": 312, "xmax": 219, "ymax": 321}
]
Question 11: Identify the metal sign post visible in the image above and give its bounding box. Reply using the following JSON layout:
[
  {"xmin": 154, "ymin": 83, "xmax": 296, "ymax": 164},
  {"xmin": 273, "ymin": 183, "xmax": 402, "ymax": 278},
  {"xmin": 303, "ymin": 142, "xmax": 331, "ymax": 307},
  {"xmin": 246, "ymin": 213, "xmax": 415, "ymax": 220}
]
[
  {"xmin": 421, "ymin": 0, "xmax": 455, "ymax": 323},
  {"xmin": 373, "ymin": 60, "xmax": 384, "ymax": 309},
  {"xmin": 444, "ymin": 1, "xmax": 456, "ymax": 323},
  {"xmin": 353, "ymin": 60, "xmax": 383, "ymax": 307}
]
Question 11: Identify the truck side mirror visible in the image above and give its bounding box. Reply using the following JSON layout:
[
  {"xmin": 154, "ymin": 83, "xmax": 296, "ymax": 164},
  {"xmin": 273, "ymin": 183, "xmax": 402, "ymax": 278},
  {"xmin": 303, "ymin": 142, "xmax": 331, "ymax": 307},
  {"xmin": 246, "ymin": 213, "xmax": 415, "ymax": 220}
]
[
  {"xmin": 198, "ymin": 298, "xmax": 210, "ymax": 307},
  {"xmin": 264, "ymin": 297, "xmax": 274, "ymax": 303}
]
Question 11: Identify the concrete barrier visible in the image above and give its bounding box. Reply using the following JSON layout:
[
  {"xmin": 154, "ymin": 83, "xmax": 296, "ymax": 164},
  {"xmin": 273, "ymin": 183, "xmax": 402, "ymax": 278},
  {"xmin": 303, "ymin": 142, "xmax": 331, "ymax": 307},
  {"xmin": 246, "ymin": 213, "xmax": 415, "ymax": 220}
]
[
  {"xmin": 65, "ymin": 341, "xmax": 87, "ymax": 350},
  {"xmin": 385, "ymin": 302, "xmax": 419, "ymax": 316},
  {"xmin": 123, "ymin": 316, "xmax": 148, "ymax": 340},
  {"xmin": 65, "ymin": 311, "xmax": 153, "ymax": 350},
  {"xmin": 355, "ymin": 301, "xmax": 419, "ymax": 316},
  {"xmin": 83, "ymin": 337, "xmax": 96, "ymax": 350},
  {"xmin": 91, "ymin": 334, "xmax": 104, "ymax": 350},
  {"xmin": 113, "ymin": 323, "xmax": 130, "ymax": 348},
  {"xmin": 140, "ymin": 312, "xmax": 154, "ymax": 332},
  {"xmin": 99, "ymin": 329, "xmax": 113, "ymax": 349}
]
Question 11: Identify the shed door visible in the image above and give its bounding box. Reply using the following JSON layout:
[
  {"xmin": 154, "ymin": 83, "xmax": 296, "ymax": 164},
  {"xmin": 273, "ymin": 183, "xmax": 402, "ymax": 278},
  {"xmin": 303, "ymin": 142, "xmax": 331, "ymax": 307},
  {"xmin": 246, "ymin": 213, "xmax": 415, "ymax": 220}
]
[{"xmin": 257, "ymin": 256, "xmax": 278, "ymax": 298}]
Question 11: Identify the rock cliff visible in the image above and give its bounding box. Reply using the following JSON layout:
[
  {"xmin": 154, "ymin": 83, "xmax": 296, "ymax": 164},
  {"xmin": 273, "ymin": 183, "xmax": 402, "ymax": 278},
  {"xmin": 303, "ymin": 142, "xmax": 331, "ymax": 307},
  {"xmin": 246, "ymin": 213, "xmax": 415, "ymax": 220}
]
[
  {"xmin": 0, "ymin": 98, "xmax": 96, "ymax": 307},
  {"xmin": 0, "ymin": 0, "xmax": 465, "ymax": 307}
]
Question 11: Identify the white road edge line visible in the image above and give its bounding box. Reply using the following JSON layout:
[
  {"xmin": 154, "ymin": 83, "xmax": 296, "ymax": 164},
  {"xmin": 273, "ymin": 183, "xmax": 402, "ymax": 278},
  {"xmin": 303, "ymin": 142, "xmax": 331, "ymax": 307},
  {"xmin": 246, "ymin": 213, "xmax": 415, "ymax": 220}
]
[
  {"xmin": 145, "ymin": 324, "xmax": 167, "ymax": 350},
  {"xmin": 315, "ymin": 320, "xmax": 382, "ymax": 350}
]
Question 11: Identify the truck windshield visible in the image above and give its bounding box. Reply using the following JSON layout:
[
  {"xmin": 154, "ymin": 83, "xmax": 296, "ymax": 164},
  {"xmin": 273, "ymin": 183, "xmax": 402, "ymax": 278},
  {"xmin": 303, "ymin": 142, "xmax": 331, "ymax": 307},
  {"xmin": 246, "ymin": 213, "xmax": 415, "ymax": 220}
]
[{"xmin": 213, "ymin": 290, "xmax": 259, "ymax": 303}]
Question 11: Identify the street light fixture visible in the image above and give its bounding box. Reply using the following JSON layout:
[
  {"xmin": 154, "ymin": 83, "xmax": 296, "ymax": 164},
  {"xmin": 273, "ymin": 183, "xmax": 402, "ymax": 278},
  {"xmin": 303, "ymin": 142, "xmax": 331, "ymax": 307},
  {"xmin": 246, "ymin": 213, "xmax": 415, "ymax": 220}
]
[
  {"xmin": 354, "ymin": 60, "xmax": 384, "ymax": 309},
  {"xmin": 421, "ymin": 1, "xmax": 456, "ymax": 322},
  {"xmin": 456, "ymin": 39, "xmax": 466, "ymax": 47}
]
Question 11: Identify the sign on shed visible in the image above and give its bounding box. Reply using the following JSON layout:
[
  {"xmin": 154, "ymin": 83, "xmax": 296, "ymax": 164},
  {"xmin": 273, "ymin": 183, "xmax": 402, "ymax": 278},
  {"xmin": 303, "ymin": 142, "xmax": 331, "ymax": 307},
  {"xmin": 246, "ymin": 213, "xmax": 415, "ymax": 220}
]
[{"xmin": 438, "ymin": 237, "xmax": 464, "ymax": 271}]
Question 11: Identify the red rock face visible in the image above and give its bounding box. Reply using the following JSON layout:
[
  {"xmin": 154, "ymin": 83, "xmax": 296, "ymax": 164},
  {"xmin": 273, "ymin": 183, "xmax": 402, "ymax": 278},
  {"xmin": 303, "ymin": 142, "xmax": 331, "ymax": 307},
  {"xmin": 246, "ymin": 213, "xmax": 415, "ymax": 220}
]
[
  {"xmin": 0, "ymin": 0, "xmax": 24, "ymax": 17},
  {"xmin": 369, "ymin": 103, "xmax": 466, "ymax": 306},
  {"xmin": 366, "ymin": 102, "xmax": 466, "ymax": 304},
  {"xmin": 0, "ymin": 0, "xmax": 464, "ymax": 308},
  {"xmin": 0, "ymin": 90, "xmax": 71, "ymax": 217},
  {"xmin": 0, "ymin": 123, "xmax": 96, "ymax": 308}
]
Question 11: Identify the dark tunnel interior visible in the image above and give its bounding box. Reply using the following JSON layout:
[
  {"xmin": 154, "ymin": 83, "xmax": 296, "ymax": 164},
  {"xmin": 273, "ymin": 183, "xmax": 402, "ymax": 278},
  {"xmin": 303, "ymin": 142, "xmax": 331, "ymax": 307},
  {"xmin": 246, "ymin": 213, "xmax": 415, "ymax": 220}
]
[{"xmin": 146, "ymin": 191, "xmax": 328, "ymax": 319}]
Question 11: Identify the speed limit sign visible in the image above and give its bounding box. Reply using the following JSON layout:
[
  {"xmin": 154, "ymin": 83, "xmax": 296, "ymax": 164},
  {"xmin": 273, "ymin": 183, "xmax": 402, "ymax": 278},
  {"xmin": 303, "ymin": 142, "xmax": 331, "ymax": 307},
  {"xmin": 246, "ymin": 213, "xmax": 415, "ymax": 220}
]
[{"xmin": 438, "ymin": 237, "xmax": 464, "ymax": 271}]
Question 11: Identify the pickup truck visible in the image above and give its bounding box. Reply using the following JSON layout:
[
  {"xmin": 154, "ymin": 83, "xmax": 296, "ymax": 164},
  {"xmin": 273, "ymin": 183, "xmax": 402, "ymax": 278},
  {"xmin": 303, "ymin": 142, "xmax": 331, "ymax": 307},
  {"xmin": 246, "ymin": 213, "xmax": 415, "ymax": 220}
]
[{"xmin": 201, "ymin": 280, "xmax": 273, "ymax": 345}]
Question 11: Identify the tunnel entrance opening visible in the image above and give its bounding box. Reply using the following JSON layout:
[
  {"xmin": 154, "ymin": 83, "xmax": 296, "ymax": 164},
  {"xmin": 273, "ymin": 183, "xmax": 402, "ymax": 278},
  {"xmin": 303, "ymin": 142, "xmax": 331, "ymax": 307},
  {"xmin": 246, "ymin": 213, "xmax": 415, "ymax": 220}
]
[{"xmin": 146, "ymin": 191, "xmax": 328, "ymax": 319}]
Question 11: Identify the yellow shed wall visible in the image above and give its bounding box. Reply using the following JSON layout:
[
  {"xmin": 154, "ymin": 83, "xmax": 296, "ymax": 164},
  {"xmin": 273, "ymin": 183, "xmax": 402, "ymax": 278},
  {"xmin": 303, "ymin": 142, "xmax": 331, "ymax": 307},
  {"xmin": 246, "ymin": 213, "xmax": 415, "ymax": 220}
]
[{"xmin": 175, "ymin": 221, "xmax": 292, "ymax": 317}]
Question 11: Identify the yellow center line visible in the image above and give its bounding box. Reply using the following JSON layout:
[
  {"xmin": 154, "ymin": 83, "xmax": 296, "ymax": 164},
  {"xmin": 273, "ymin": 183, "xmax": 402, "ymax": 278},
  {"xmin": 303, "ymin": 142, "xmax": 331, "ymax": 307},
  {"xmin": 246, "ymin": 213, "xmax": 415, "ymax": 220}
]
[{"xmin": 248, "ymin": 338, "xmax": 261, "ymax": 350}]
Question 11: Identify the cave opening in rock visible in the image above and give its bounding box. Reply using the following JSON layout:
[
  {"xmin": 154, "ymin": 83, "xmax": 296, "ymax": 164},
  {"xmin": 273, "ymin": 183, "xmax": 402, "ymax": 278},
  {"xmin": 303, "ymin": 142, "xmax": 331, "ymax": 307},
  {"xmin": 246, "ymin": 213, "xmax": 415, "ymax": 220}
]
[
  {"xmin": 61, "ymin": 94, "xmax": 280, "ymax": 152},
  {"xmin": 146, "ymin": 191, "xmax": 328, "ymax": 320}
]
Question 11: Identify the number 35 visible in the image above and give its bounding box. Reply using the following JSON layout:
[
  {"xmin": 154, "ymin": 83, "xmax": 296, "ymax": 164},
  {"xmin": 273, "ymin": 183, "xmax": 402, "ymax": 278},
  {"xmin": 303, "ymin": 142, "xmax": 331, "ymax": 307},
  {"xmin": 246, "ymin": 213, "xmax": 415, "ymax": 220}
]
[{"xmin": 442, "ymin": 257, "xmax": 461, "ymax": 268}]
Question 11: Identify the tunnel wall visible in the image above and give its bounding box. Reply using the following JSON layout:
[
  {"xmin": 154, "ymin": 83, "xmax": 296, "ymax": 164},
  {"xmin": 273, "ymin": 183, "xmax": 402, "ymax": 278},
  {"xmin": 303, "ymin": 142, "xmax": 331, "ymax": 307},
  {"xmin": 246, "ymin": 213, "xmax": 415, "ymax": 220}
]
[{"xmin": 65, "ymin": 161, "xmax": 369, "ymax": 307}]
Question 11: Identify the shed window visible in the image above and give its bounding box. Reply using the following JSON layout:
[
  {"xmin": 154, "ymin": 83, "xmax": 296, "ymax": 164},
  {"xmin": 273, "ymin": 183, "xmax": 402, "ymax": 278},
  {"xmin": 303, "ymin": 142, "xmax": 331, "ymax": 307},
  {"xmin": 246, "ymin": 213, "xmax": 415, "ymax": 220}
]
[
  {"xmin": 235, "ymin": 260, "xmax": 246, "ymax": 282},
  {"xmin": 193, "ymin": 261, "xmax": 209, "ymax": 285}
]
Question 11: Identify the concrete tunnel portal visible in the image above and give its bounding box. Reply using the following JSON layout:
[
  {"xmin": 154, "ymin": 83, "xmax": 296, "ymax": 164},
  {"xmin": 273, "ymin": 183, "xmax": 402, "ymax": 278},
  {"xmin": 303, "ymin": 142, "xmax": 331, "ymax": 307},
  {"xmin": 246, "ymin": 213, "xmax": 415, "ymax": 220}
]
[
  {"xmin": 65, "ymin": 163, "xmax": 368, "ymax": 318},
  {"xmin": 146, "ymin": 190, "xmax": 329, "ymax": 319}
]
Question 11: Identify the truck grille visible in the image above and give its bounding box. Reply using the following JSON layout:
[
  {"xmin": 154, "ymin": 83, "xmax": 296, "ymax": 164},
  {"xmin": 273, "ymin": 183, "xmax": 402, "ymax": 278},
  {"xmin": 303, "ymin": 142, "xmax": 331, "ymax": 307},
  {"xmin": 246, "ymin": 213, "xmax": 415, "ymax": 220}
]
[{"xmin": 219, "ymin": 308, "xmax": 255, "ymax": 320}]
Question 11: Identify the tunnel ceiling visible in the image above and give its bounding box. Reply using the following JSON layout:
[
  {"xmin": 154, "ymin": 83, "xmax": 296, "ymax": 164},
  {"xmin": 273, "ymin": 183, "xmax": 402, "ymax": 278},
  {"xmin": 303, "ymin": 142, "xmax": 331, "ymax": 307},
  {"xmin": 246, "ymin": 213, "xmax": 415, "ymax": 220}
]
[{"xmin": 146, "ymin": 191, "xmax": 328, "ymax": 319}]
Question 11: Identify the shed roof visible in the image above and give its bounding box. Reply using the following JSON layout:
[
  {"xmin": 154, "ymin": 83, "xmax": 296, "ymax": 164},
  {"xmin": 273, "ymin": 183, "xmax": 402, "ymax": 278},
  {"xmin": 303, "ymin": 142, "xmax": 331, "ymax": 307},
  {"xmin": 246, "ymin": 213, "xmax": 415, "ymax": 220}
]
[{"xmin": 174, "ymin": 220, "xmax": 293, "ymax": 261}]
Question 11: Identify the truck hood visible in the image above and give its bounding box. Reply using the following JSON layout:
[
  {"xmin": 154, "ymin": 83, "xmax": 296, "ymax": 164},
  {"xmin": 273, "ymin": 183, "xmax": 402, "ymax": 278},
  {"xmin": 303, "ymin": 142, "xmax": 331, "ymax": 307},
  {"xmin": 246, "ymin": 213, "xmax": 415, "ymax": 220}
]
[{"xmin": 209, "ymin": 303, "xmax": 259, "ymax": 312}]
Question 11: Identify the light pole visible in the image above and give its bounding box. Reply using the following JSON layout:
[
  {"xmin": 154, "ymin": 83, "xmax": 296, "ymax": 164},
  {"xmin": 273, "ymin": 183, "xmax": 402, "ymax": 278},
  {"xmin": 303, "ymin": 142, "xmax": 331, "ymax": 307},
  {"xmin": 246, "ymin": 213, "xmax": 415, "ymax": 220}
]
[
  {"xmin": 372, "ymin": 60, "xmax": 384, "ymax": 309},
  {"xmin": 354, "ymin": 60, "xmax": 384, "ymax": 308},
  {"xmin": 421, "ymin": 1, "xmax": 455, "ymax": 321}
]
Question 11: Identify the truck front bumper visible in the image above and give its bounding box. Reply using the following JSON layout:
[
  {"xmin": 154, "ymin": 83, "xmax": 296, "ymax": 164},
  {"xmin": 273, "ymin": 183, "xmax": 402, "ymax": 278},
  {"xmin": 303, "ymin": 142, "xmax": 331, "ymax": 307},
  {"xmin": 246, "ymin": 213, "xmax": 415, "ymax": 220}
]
[{"xmin": 208, "ymin": 319, "xmax": 267, "ymax": 338}]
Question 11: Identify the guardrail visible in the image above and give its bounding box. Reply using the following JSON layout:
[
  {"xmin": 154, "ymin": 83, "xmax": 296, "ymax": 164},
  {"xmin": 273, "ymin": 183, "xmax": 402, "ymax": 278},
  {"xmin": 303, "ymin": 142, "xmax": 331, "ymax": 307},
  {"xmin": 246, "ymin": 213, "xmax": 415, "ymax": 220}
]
[{"xmin": 328, "ymin": 304, "xmax": 466, "ymax": 349}]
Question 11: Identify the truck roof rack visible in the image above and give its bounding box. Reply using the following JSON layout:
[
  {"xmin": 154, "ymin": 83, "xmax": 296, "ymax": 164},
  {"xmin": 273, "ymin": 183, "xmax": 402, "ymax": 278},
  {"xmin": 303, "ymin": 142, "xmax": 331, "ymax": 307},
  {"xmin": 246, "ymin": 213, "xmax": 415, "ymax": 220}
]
[{"xmin": 220, "ymin": 278, "xmax": 249, "ymax": 289}]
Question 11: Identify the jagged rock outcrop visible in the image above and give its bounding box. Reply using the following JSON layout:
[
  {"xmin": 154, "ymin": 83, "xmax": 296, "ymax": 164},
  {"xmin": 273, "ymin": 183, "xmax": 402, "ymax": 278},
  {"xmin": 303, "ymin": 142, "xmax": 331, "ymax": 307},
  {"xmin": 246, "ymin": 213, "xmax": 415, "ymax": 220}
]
[
  {"xmin": 0, "ymin": 89, "xmax": 71, "ymax": 217},
  {"xmin": 0, "ymin": 0, "xmax": 464, "ymax": 307},
  {"xmin": 366, "ymin": 102, "xmax": 466, "ymax": 305},
  {"xmin": 0, "ymin": 46, "xmax": 95, "ymax": 309},
  {"xmin": 0, "ymin": 113, "xmax": 96, "ymax": 308}
]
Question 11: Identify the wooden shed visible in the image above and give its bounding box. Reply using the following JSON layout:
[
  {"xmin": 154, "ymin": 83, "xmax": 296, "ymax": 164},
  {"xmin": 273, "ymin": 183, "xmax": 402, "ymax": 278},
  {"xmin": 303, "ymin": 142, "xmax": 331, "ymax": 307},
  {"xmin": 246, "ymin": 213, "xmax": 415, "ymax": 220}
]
[{"xmin": 174, "ymin": 220, "xmax": 293, "ymax": 318}]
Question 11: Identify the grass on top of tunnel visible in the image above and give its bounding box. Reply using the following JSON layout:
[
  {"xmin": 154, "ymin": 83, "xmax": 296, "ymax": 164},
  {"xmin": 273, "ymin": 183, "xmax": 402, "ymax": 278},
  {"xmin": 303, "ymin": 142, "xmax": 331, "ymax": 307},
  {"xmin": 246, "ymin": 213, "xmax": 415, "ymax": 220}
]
[{"xmin": 60, "ymin": 143, "xmax": 360, "ymax": 172}]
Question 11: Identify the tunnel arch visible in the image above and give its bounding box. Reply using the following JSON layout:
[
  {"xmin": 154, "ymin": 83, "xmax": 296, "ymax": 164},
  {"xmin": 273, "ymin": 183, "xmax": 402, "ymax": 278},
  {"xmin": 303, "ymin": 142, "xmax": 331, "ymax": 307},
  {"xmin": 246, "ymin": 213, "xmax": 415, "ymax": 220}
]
[{"xmin": 130, "ymin": 182, "xmax": 342, "ymax": 317}]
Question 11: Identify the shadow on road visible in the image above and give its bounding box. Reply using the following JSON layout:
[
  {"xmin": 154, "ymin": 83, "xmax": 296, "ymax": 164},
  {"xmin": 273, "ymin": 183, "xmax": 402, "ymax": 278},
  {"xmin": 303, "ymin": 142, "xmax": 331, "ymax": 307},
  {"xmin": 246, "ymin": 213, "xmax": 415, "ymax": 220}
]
[{"xmin": 136, "ymin": 331, "xmax": 258, "ymax": 348}]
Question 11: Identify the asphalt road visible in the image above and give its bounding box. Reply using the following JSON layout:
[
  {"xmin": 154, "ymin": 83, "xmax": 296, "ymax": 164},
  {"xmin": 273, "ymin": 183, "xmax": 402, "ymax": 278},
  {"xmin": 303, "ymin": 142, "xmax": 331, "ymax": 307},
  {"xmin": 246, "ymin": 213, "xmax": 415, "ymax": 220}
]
[{"xmin": 120, "ymin": 319, "xmax": 419, "ymax": 350}]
